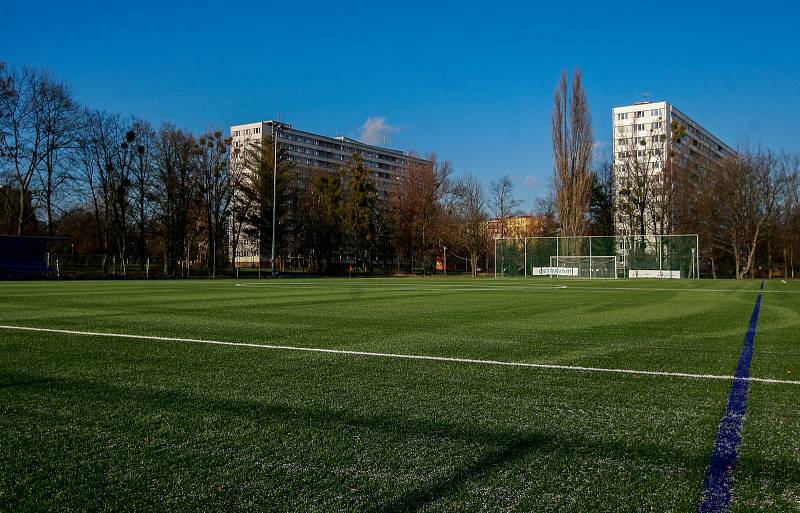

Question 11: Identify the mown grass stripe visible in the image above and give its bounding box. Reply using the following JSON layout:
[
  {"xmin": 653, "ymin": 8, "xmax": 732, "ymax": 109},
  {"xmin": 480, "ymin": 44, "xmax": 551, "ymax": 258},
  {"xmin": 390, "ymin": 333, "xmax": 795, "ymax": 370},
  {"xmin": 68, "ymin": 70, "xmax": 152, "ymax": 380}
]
[
  {"xmin": 697, "ymin": 281, "xmax": 764, "ymax": 512},
  {"xmin": 1, "ymin": 323, "xmax": 797, "ymax": 386}
]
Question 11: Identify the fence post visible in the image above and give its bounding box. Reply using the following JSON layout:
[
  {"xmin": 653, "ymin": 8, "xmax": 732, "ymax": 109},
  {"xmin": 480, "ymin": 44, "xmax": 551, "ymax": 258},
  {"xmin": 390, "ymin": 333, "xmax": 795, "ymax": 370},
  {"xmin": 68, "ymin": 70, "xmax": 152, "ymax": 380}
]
[
  {"xmin": 494, "ymin": 238, "xmax": 497, "ymax": 279},
  {"xmin": 696, "ymin": 234, "xmax": 700, "ymax": 280},
  {"xmin": 556, "ymin": 236, "xmax": 559, "ymax": 271},
  {"xmin": 524, "ymin": 238, "xmax": 528, "ymax": 278},
  {"xmin": 589, "ymin": 235, "xmax": 593, "ymax": 279}
]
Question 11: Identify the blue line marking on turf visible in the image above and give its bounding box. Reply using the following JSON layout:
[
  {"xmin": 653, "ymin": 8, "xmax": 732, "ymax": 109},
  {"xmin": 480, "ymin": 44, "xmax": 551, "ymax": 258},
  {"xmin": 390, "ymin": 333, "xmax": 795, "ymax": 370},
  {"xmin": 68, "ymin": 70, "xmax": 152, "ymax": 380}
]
[{"xmin": 697, "ymin": 281, "xmax": 764, "ymax": 512}]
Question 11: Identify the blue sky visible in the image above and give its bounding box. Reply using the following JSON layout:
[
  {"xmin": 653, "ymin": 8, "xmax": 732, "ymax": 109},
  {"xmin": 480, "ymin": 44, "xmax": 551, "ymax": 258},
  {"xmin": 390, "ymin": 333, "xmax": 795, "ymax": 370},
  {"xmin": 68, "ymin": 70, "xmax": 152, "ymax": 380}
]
[{"xmin": 4, "ymin": 0, "xmax": 799, "ymax": 209}]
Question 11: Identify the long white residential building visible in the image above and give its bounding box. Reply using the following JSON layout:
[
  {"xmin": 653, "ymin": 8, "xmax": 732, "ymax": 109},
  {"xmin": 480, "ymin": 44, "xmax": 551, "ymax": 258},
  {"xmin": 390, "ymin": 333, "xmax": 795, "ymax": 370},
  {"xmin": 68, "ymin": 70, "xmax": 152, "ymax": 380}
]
[
  {"xmin": 229, "ymin": 120, "xmax": 428, "ymax": 265},
  {"xmin": 230, "ymin": 121, "xmax": 426, "ymax": 200},
  {"xmin": 612, "ymin": 101, "xmax": 735, "ymax": 235}
]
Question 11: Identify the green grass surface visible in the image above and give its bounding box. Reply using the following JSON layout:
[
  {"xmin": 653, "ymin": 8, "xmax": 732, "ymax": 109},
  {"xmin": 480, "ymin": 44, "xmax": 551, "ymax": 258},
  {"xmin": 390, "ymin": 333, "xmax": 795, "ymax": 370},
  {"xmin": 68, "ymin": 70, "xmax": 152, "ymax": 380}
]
[{"xmin": 0, "ymin": 278, "xmax": 798, "ymax": 511}]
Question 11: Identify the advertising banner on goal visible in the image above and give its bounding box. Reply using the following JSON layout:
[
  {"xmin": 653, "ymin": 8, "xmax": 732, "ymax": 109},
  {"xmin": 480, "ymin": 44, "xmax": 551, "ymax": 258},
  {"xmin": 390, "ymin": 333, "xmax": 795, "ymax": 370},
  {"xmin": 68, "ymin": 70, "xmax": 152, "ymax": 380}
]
[
  {"xmin": 628, "ymin": 269, "xmax": 681, "ymax": 279},
  {"xmin": 531, "ymin": 267, "xmax": 579, "ymax": 277}
]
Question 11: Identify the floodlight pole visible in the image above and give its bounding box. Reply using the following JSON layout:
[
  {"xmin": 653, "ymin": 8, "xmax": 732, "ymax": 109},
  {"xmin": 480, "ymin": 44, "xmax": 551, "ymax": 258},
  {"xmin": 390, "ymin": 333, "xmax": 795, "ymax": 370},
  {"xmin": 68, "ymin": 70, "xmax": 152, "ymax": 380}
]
[{"xmin": 271, "ymin": 122, "xmax": 283, "ymax": 278}]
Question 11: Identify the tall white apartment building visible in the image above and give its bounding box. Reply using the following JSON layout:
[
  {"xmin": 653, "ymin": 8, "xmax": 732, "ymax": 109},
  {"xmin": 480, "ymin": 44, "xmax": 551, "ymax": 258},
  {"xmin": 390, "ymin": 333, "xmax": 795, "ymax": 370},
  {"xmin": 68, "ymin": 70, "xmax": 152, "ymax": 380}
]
[{"xmin": 612, "ymin": 101, "xmax": 735, "ymax": 235}]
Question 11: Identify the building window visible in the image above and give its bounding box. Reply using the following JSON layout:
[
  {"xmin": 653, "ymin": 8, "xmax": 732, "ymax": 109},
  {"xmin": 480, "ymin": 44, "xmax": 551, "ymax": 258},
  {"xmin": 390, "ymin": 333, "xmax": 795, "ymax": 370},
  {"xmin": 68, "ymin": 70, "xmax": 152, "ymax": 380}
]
[
  {"xmin": 635, "ymin": 111, "xmax": 645, "ymax": 118},
  {"xmin": 617, "ymin": 113, "xmax": 628, "ymax": 121}
]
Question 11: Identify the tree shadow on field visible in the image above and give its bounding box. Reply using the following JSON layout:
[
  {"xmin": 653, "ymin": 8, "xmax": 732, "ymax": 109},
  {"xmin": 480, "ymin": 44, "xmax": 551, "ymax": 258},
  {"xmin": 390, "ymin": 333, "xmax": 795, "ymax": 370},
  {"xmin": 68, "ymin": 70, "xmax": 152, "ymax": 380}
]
[
  {"xmin": 5, "ymin": 374, "xmax": 711, "ymax": 511},
  {"xmin": 0, "ymin": 372, "xmax": 55, "ymax": 389},
  {"xmin": 366, "ymin": 435, "xmax": 546, "ymax": 513}
]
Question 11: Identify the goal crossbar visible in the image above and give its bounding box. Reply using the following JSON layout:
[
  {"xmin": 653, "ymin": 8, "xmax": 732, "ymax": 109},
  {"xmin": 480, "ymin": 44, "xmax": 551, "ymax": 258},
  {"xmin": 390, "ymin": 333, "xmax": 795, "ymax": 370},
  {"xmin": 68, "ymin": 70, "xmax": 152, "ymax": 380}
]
[
  {"xmin": 548, "ymin": 255, "xmax": 618, "ymax": 279},
  {"xmin": 493, "ymin": 234, "xmax": 700, "ymax": 279}
]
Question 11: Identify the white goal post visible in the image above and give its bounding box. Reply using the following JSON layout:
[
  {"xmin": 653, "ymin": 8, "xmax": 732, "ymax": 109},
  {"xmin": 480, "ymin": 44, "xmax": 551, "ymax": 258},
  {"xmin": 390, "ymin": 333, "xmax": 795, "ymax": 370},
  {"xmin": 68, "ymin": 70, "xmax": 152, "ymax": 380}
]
[
  {"xmin": 493, "ymin": 234, "xmax": 700, "ymax": 279},
  {"xmin": 547, "ymin": 255, "xmax": 618, "ymax": 279}
]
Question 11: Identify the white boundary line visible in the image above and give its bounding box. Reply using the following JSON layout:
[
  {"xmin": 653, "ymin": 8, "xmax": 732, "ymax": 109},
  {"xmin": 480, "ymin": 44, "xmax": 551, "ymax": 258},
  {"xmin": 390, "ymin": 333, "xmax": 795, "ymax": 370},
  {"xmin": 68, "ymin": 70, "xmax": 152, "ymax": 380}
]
[
  {"xmin": 1, "ymin": 324, "xmax": 798, "ymax": 386},
  {"xmin": 231, "ymin": 282, "xmax": 798, "ymax": 294},
  {"xmin": 560, "ymin": 285, "xmax": 800, "ymax": 294},
  {"xmin": 234, "ymin": 283, "xmax": 568, "ymax": 291}
]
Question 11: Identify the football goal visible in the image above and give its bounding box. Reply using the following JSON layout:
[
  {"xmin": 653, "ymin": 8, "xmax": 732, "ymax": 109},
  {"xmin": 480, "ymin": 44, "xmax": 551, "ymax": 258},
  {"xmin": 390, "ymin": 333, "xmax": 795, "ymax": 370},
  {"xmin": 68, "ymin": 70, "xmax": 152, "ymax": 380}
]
[
  {"xmin": 541, "ymin": 255, "xmax": 618, "ymax": 279},
  {"xmin": 493, "ymin": 234, "xmax": 699, "ymax": 279}
]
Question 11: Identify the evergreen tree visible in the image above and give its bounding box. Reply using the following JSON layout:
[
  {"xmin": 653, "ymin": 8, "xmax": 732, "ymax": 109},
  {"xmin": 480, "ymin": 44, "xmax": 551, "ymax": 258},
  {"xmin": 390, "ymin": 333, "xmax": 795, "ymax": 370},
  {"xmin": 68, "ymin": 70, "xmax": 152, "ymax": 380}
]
[{"xmin": 344, "ymin": 153, "xmax": 377, "ymax": 271}]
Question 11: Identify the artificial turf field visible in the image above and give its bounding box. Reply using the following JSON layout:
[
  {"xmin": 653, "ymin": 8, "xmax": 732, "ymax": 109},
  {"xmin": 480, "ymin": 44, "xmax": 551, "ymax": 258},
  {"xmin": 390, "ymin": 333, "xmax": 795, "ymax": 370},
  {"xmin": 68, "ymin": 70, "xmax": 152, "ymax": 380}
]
[{"xmin": 0, "ymin": 278, "xmax": 798, "ymax": 512}]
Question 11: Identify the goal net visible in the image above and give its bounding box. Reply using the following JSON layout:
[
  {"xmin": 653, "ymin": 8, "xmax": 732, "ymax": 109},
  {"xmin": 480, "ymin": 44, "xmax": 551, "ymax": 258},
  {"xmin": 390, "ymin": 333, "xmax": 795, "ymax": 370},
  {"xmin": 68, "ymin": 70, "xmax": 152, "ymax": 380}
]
[
  {"xmin": 545, "ymin": 255, "xmax": 617, "ymax": 279},
  {"xmin": 493, "ymin": 234, "xmax": 699, "ymax": 279}
]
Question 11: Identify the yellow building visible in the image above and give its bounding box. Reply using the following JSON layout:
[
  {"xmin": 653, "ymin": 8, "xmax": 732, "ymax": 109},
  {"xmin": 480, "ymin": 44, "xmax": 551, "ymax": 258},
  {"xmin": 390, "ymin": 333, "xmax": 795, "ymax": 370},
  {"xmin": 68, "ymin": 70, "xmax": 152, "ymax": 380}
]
[{"xmin": 487, "ymin": 215, "xmax": 546, "ymax": 239}]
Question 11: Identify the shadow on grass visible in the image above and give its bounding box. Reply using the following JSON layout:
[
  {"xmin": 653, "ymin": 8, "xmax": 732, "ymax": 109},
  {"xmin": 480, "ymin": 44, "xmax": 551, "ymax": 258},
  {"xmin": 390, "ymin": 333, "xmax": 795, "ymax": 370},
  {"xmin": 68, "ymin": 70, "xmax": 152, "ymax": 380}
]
[
  {"xmin": 0, "ymin": 372, "xmax": 55, "ymax": 389},
  {"xmin": 368, "ymin": 436, "xmax": 544, "ymax": 513},
  {"xmin": 2, "ymin": 373, "xmax": 711, "ymax": 511}
]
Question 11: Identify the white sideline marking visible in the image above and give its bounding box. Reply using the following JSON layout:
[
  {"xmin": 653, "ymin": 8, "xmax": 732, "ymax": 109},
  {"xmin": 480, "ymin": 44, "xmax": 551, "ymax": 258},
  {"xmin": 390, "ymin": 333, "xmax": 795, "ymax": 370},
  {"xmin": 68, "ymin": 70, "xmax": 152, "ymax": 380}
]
[
  {"xmin": 230, "ymin": 282, "xmax": 798, "ymax": 294},
  {"xmin": 559, "ymin": 285, "xmax": 800, "ymax": 294},
  {"xmin": 235, "ymin": 283, "xmax": 568, "ymax": 291},
  {"xmin": 1, "ymin": 324, "xmax": 798, "ymax": 386}
]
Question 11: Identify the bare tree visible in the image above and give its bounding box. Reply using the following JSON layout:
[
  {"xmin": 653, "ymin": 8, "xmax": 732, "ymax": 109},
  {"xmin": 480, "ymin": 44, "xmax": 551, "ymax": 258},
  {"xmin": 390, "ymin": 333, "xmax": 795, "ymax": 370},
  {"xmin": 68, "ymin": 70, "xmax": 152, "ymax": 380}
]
[
  {"xmin": 775, "ymin": 153, "xmax": 799, "ymax": 277},
  {"xmin": 389, "ymin": 154, "xmax": 452, "ymax": 272},
  {"xmin": 588, "ymin": 156, "xmax": 615, "ymax": 236},
  {"xmin": 688, "ymin": 148, "xmax": 785, "ymax": 278},
  {"xmin": 36, "ymin": 74, "xmax": 79, "ymax": 238},
  {"xmin": 551, "ymin": 69, "xmax": 593, "ymax": 240},
  {"xmin": 447, "ymin": 172, "xmax": 487, "ymax": 277},
  {"xmin": 75, "ymin": 110, "xmax": 137, "ymax": 273},
  {"xmin": 130, "ymin": 119, "xmax": 156, "ymax": 271},
  {"xmin": 533, "ymin": 190, "xmax": 559, "ymax": 237},
  {"xmin": 153, "ymin": 124, "xmax": 197, "ymax": 276},
  {"xmin": 227, "ymin": 145, "xmax": 256, "ymax": 275},
  {"xmin": 615, "ymin": 121, "xmax": 669, "ymax": 236},
  {"xmin": 195, "ymin": 129, "xmax": 233, "ymax": 277},
  {"xmin": 0, "ymin": 66, "xmax": 49, "ymax": 234},
  {"xmin": 489, "ymin": 174, "xmax": 521, "ymax": 238}
]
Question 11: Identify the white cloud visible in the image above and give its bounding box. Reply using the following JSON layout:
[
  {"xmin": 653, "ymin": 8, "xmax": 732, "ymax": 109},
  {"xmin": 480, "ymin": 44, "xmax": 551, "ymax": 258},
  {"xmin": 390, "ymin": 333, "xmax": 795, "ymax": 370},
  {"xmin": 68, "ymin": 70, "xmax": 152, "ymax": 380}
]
[
  {"xmin": 523, "ymin": 175, "xmax": 541, "ymax": 190},
  {"xmin": 359, "ymin": 117, "xmax": 399, "ymax": 145}
]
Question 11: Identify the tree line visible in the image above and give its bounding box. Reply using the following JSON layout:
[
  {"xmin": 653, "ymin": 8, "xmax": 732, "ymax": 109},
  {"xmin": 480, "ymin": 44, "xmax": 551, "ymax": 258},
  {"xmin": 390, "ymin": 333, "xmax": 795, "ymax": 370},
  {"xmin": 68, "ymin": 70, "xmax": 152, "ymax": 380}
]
[
  {"xmin": 3, "ymin": 62, "xmax": 797, "ymax": 278},
  {"xmin": 0, "ymin": 62, "xmax": 513, "ymax": 277},
  {"xmin": 552, "ymin": 69, "xmax": 799, "ymax": 278}
]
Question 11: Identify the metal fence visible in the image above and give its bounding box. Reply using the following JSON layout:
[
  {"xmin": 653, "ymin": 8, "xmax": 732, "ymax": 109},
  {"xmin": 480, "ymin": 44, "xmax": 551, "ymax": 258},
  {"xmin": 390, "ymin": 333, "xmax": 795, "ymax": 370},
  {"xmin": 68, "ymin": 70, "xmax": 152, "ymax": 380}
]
[{"xmin": 493, "ymin": 234, "xmax": 700, "ymax": 279}]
